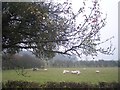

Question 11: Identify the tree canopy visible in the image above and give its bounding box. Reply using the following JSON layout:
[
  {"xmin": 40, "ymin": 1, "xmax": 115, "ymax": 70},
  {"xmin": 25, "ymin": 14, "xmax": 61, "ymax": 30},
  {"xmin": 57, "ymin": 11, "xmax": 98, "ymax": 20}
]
[
  {"xmin": 2, "ymin": 0, "xmax": 115, "ymax": 59},
  {"xmin": 2, "ymin": 2, "xmax": 69, "ymax": 58}
]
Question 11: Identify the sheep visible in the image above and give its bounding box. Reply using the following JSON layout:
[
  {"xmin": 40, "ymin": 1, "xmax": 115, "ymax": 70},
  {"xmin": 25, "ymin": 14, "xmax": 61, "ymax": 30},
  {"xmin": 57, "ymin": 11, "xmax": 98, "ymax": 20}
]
[
  {"xmin": 36, "ymin": 68, "xmax": 39, "ymax": 70},
  {"xmin": 63, "ymin": 70, "xmax": 70, "ymax": 74},
  {"xmin": 63, "ymin": 70, "xmax": 81, "ymax": 75},
  {"xmin": 44, "ymin": 69, "xmax": 47, "ymax": 71},
  {"xmin": 77, "ymin": 70, "xmax": 81, "ymax": 75},
  {"xmin": 32, "ymin": 68, "xmax": 39, "ymax": 71},
  {"xmin": 96, "ymin": 70, "xmax": 100, "ymax": 73},
  {"xmin": 71, "ymin": 70, "xmax": 81, "ymax": 75},
  {"xmin": 32, "ymin": 68, "xmax": 36, "ymax": 71},
  {"xmin": 71, "ymin": 70, "xmax": 76, "ymax": 74}
]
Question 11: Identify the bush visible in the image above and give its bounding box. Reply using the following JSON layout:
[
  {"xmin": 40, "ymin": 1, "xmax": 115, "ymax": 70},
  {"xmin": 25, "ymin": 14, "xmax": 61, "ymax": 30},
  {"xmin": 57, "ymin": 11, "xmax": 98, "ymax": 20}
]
[
  {"xmin": 40, "ymin": 82, "xmax": 95, "ymax": 88},
  {"xmin": 2, "ymin": 80, "xmax": 40, "ymax": 88},
  {"xmin": 2, "ymin": 80, "xmax": 120, "ymax": 89},
  {"xmin": 40, "ymin": 81, "xmax": 120, "ymax": 89},
  {"xmin": 98, "ymin": 82, "xmax": 120, "ymax": 89}
]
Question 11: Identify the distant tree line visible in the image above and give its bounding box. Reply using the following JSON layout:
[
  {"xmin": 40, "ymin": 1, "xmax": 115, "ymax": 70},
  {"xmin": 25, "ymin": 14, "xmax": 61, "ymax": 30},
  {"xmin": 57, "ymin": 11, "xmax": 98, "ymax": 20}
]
[
  {"xmin": 2, "ymin": 54, "xmax": 45, "ymax": 70},
  {"xmin": 2, "ymin": 53, "xmax": 119, "ymax": 70},
  {"xmin": 48, "ymin": 59, "xmax": 119, "ymax": 68}
]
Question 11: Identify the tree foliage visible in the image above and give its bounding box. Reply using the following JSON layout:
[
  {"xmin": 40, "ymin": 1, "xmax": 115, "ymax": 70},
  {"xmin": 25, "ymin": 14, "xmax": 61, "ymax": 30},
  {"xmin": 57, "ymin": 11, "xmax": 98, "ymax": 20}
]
[
  {"xmin": 2, "ymin": 2, "xmax": 69, "ymax": 58},
  {"xmin": 2, "ymin": 0, "xmax": 115, "ymax": 59}
]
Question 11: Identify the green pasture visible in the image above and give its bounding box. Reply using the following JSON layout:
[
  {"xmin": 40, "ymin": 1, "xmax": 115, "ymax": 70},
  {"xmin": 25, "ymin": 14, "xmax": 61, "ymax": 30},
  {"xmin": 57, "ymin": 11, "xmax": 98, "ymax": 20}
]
[{"xmin": 2, "ymin": 67, "xmax": 118, "ymax": 84}]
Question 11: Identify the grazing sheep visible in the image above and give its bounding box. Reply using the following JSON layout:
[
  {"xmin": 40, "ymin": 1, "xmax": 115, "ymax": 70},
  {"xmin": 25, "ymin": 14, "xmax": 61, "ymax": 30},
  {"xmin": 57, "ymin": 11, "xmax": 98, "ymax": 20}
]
[
  {"xmin": 32, "ymin": 68, "xmax": 36, "ymax": 71},
  {"xmin": 32, "ymin": 68, "xmax": 39, "ymax": 71},
  {"xmin": 63, "ymin": 70, "xmax": 70, "ymax": 74},
  {"xmin": 71, "ymin": 70, "xmax": 81, "ymax": 75},
  {"xmin": 77, "ymin": 70, "xmax": 81, "ymax": 75},
  {"xmin": 36, "ymin": 68, "xmax": 39, "ymax": 70},
  {"xmin": 71, "ymin": 70, "xmax": 76, "ymax": 74},
  {"xmin": 96, "ymin": 70, "xmax": 100, "ymax": 73},
  {"xmin": 44, "ymin": 69, "xmax": 47, "ymax": 71}
]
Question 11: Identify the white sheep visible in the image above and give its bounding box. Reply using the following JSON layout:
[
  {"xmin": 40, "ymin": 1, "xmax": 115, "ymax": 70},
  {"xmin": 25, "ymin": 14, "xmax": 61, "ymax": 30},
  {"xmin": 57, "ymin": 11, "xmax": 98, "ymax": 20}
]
[
  {"xmin": 63, "ymin": 70, "xmax": 70, "ymax": 74},
  {"xmin": 44, "ymin": 69, "xmax": 47, "ymax": 71},
  {"xmin": 96, "ymin": 70, "xmax": 100, "ymax": 73},
  {"xmin": 36, "ymin": 68, "xmax": 39, "ymax": 70},
  {"xmin": 77, "ymin": 70, "xmax": 81, "ymax": 75},
  {"xmin": 71, "ymin": 70, "xmax": 81, "ymax": 75},
  {"xmin": 32, "ymin": 68, "xmax": 39, "ymax": 71}
]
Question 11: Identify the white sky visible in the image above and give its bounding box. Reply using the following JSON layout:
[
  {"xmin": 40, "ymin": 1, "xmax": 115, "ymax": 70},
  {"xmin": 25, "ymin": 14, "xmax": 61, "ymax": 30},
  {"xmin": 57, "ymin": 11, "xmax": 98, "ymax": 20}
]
[
  {"xmin": 94, "ymin": 0, "xmax": 118, "ymax": 60},
  {"xmin": 71, "ymin": 0, "xmax": 119, "ymax": 60},
  {"xmin": 97, "ymin": 0, "xmax": 118, "ymax": 60}
]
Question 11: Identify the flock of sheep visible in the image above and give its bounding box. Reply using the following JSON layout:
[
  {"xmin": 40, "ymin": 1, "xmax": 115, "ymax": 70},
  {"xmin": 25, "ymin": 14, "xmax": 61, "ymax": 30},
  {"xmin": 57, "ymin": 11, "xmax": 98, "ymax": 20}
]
[
  {"xmin": 63, "ymin": 68, "xmax": 100, "ymax": 75},
  {"xmin": 31, "ymin": 68, "xmax": 100, "ymax": 75},
  {"xmin": 63, "ymin": 70, "xmax": 81, "ymax": 75}
]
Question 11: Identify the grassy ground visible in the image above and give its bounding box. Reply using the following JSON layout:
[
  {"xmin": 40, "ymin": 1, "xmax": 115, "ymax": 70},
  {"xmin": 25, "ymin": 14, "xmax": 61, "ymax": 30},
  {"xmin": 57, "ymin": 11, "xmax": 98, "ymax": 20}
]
[{"xmin": 2, "ymin": 67, "xmax": 118, "ymax": 84}]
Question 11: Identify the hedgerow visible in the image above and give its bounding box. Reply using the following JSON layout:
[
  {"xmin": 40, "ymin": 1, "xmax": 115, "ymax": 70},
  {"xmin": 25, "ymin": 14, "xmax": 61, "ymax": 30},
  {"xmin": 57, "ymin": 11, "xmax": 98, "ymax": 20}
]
[{"xmin": 2, "ymin": 80, "xmax": 120, "ymax": 89}]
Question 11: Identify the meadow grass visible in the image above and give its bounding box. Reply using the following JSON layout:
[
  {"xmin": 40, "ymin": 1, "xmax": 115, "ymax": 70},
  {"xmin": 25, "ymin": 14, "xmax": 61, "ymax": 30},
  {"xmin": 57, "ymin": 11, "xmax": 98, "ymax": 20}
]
[{"xmin": 2, "ymin": 67, "xmax": 118, "ymax": 84}]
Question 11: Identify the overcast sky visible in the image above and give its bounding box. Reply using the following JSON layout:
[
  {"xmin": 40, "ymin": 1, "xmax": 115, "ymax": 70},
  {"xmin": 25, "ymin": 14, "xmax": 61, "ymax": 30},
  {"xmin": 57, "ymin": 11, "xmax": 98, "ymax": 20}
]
[
  {"xmin": 71, "ymin": 0, "xmax": 119, "ymax": 60},
  {"xmin": 98, "ymin": 0, "xmax": 119, "ymax": 60},
  {"xmin": 94, "ymin": 0, "xmax": 118, "ymax": 60}
]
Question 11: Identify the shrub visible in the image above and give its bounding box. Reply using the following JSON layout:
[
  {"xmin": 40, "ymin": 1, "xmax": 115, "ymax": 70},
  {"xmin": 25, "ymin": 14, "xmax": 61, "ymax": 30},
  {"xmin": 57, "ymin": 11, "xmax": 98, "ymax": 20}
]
[
  {"xmin": 2, "ymin": 80, "xmax": 40, "ymax": 88},
  {"xmin": 98, "ymin": 82, "xmax": 120, "ymax": 89},
  {"xmin": 2, "ymin": 80, "xmax": 120, "ymax": 89}
]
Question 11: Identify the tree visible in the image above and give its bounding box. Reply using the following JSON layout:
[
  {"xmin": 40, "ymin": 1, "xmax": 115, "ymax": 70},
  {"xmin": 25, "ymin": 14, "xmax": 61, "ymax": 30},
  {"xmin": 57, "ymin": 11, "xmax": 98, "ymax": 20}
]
[
  {"xmin": 2, "ymin": 2, "xmax": 69, "ymax": 59},
  {"xmin": 2, "ymin": 0, "xmax": 115, "ymax": 60}
]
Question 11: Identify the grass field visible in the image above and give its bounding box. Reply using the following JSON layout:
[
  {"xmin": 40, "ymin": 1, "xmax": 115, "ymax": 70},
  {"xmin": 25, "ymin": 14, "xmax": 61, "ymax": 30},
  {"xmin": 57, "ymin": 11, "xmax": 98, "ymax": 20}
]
[{"xmin": 2, "ymin": 67, "xmax": 118, "ymax": 84}]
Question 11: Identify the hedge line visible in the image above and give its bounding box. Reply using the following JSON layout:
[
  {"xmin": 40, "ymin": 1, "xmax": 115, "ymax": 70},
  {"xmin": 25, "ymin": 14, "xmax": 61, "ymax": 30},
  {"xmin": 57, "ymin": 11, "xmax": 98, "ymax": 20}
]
[{"xmin": 2, "ymin": 80, "xmax": 120, "ymax": 89}]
